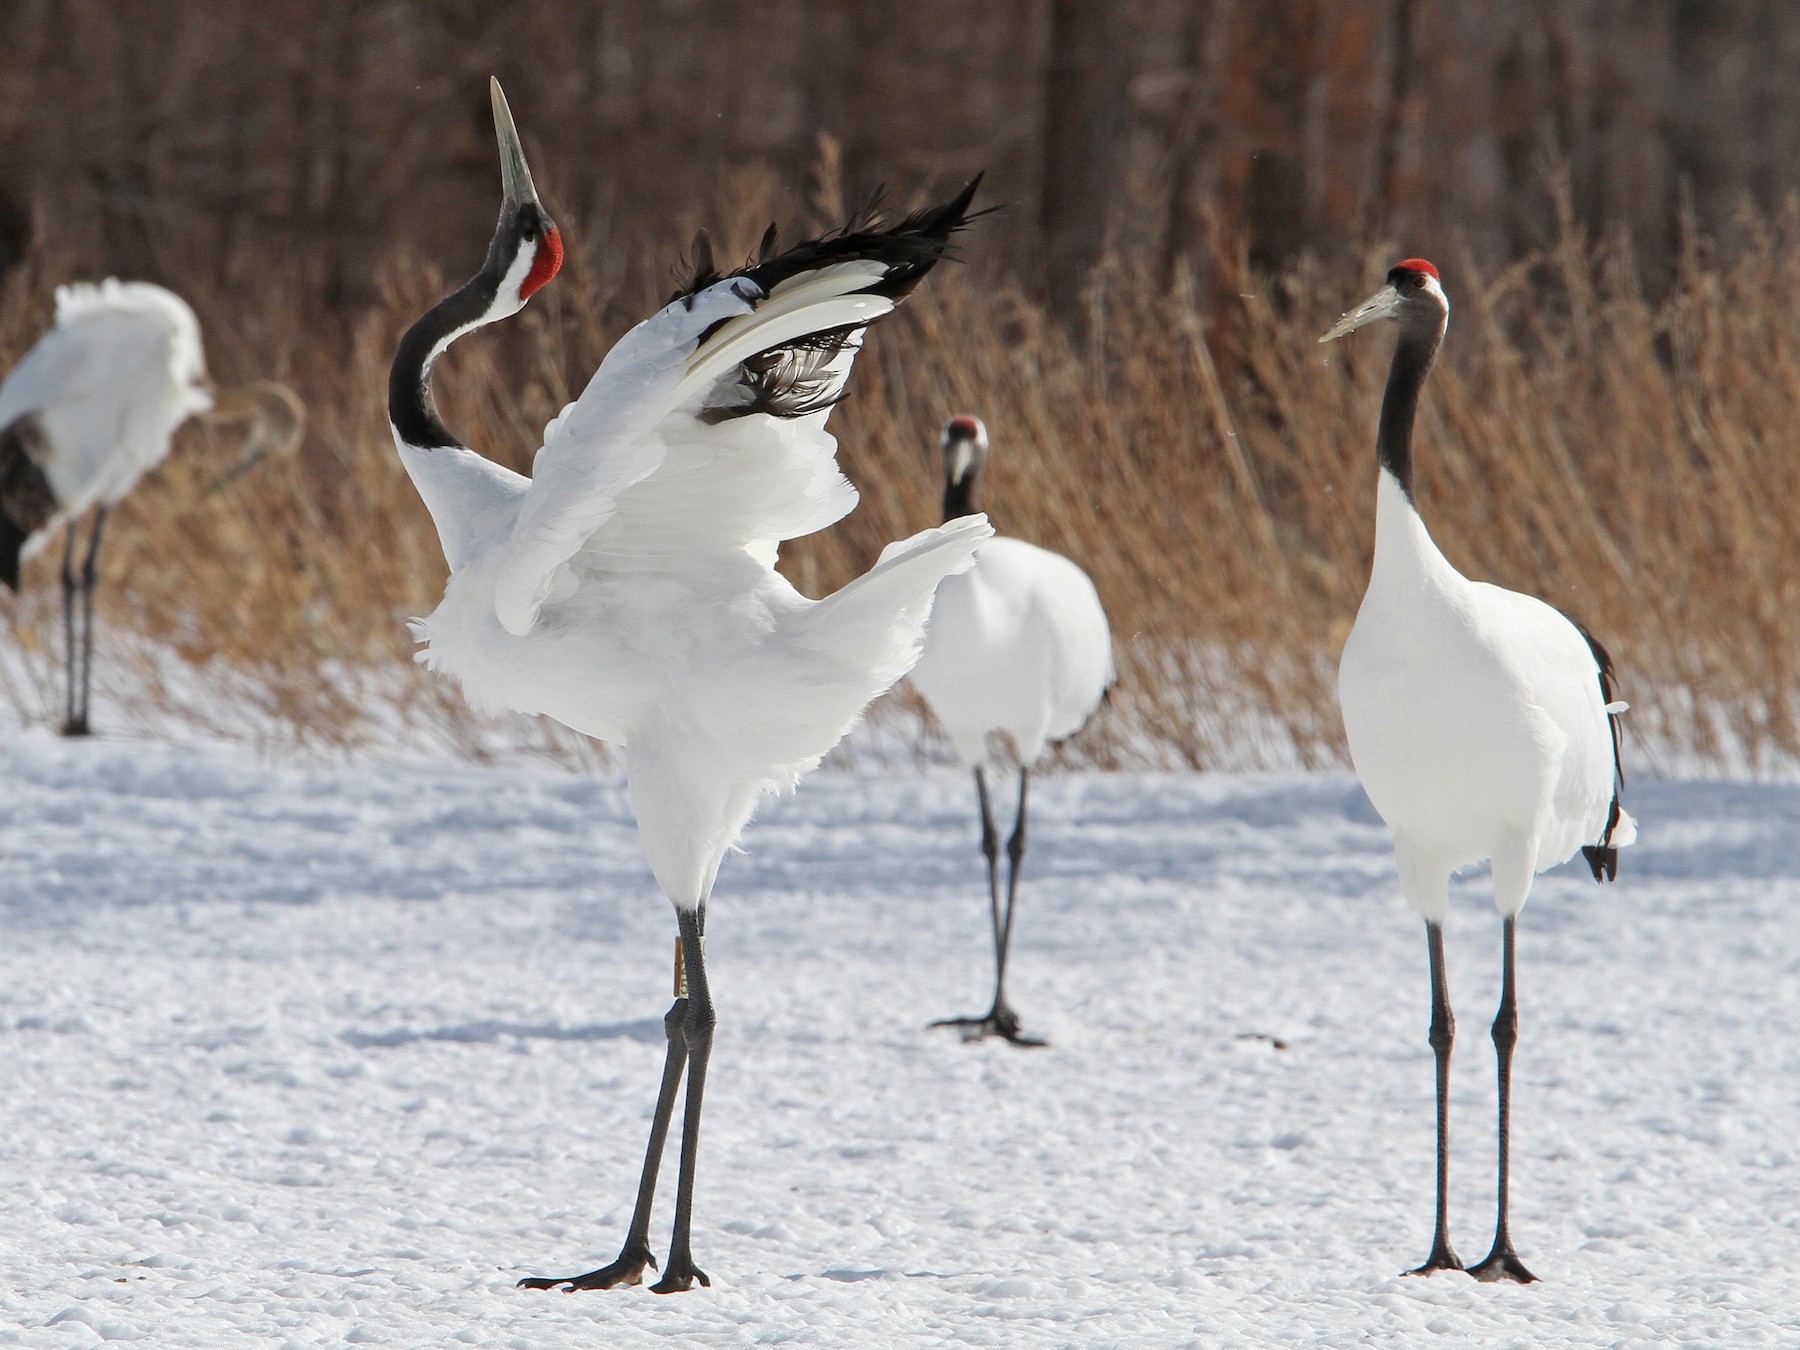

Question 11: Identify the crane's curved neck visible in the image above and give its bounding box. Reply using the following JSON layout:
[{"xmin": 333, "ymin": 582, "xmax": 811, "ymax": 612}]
[
  {"xmin": 1376, "ymin": 316, "xmax": 1445, "ymax": 502},
  {"xmin": 943, "ymin": 468, "xmax": 981, "ymax": 522},
  {"xmin": 387, "ymin": 240, "xmax": 536, "ymax": 574},
  {"xmin": 388, "ymin": 274, "xmax": 505, "ymax": 453}
]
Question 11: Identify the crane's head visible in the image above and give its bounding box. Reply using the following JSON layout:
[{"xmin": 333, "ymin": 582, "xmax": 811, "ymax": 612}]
[
  {"xmin": 941, "ymin": 414, "xmax": 990, "ymax": 487},
  {"xmin": 1318, "ymin": 259, "xmax": 1447, "ymax": 343},
  {"xmin": 939, "ymin": 414, "xmax": 990, "ymax": 522},
  {"xmin": 482, "ymin": 78, "xmax": 563, "ymax": 320}
]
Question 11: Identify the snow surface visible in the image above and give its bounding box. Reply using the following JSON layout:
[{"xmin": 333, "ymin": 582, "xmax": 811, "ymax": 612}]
[{"xmin": 0, "ymin": 733, "xmax": 1795, "ymax": 1346}]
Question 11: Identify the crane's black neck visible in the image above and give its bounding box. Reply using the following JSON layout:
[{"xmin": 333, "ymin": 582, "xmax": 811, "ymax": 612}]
[
  {"xmin": 1377, "ymin": 319, "xmax": 1444, "ymax": 501},
  {"xmin": 943, "ymin": 469, "xmax": 982, "ymax": 522},
  {"xmin": 388, "ymin": 271, "xmax": 503, "ymax": 451}
]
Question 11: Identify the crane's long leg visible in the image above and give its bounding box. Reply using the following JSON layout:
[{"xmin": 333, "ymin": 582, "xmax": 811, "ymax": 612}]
[
  {"xmin": 975, "ymin": 767, "xmax": 1003, "ymax": 973},
  {"xmin": 651, "ymin": 905, "xmax": 714, "ymax": 1292},
  {"xmin": 59, "ymin": 521, "xmax": 79, "ymax": 735},
  {"xmin": 1408, "ymin": 919, "xmax": 1464, "ymax": 1275},
  {"xmin": 930, "ymin": 768, "xmax": 1002, "ymax": 1033},
  {"xmin": 931, "ymin": 768, "xmax": 1044, "ymax": 1047},
  {"xmin": 517, "ymin": 962, "xmax": 691, "ymax": 1292},
  {"xmin": 70, "ymin": 506, "xmax": 107, "ymax": 737},
  {"xmin": 990, "ymin": 768, "xmax": 1041, "ymax": 1045},
  {"xmin": 1471, "ymin": 915, "xmax": 1538, "ymax": 1283}
]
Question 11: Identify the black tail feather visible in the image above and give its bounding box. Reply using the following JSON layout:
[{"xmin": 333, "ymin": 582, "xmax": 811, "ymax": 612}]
[
  {"xmin": 1567, "ymin": 613, "xmax": 1627, "ymax": 883},
  {"xmin": 1580, "ymin": 844, "xmax": 1618, "ymax": 883},
  {"xmin": 0, "ymin": 414, "xmax": 57, "ymax": 590},
  {"xmin": 0, "ymin": 516, "xmax": 21, "ymax": 590}
]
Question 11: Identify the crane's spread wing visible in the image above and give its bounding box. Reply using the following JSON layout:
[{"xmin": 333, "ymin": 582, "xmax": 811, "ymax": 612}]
[{"xmin": 491, "ymin": 179, "xmax": 983, "ymax": 637}]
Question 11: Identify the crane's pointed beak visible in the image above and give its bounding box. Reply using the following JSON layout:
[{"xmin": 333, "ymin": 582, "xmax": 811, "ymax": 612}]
[
  {"xmin": 1319, "ymin": 284, "xmax": 1401, "ymax": 343},
  {"xmin": 490, "ymin": 77, "xmax": 541, "ymax": 209},
  {"xmin": 946, "ymin": 438, "xmax": 976, "ymax": 485}
]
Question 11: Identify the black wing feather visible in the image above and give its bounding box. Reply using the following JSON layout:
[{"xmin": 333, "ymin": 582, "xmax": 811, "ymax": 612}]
[
  {"xmin": 696, "ymin": 324, "xmax": 863, "ymax": 425},
  {"xmin": 674, "ymin": 176, "xmax": 989, "ymax": 425},
  {"xmin": 673, "ymin": 174, "xmax": 988, "ymax": 309}
]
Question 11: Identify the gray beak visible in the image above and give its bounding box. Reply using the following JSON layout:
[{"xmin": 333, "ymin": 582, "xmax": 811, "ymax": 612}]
[
  {"xmin": 1319, "ymin": 283, "xmax": 1402, "ymax": 343},
  {"xmin": 490, "ymin": 77, "xmax": 541, "ymax": 209}
]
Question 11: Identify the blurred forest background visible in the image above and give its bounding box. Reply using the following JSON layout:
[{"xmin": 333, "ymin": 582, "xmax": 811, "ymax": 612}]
[{"xmin": 0, "ymin": 0, "xmax": 1797, "ymax": 771}]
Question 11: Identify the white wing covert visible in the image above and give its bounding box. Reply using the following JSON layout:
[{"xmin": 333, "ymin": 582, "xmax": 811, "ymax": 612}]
[{"xmin": 492, "ymin": 279, "xmax": 756, "ymax": 635}]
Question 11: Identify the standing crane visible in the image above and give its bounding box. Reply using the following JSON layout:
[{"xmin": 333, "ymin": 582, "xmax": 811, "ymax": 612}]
[
  {"xmin": 909, "ymin": 415, "xmax": 1113, "ymax": 1046},
  {"xmin": 1321, "ymin": 259, "xmax": 1635, "ymax": 1282},
  {"xmin": 390, "ymin": 80, "xmax": 990, "ymax": 1293},
  {"xmin": 0, "ymin": 280, "xmax": 302, "ymax": 735}
]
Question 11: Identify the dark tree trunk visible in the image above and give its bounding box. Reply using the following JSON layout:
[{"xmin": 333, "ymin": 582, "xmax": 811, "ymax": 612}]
[{"xmin": 1040, "ymin": 0, "xmax": 1128, "ymax": 328}]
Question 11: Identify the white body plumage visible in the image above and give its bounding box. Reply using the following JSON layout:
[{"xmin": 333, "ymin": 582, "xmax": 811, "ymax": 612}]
[
  {"xmin": 1340, "ymin": 472, "xmax": 1636, "ymax": 921},
  {"xmin": 0, "ymin": 280, "xmax": 211, "ymax": 549},
  {"xmin": 910, "ymin": 535, "xmax": 1113, "ymax": 768}
]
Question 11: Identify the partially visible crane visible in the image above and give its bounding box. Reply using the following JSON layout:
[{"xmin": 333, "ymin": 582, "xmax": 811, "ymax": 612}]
[
  {"xmin": 910, "ymin": 415, "xmax": 1113, "ymax": 1046},
  {"xmin": 0, "ymin": 280, "xmax": 303, "ymax": 734}
]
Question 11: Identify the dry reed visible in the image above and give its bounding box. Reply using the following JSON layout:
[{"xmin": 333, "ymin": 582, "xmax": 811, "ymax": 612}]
[{"xmin": 1, "ymin": 185, "xmax": 1795, "ymax": 775}]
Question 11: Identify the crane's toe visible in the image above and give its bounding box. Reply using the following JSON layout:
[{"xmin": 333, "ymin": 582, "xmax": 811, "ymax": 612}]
[
  {"xmin": 1470, "ymin": 1250, "xmax": 1538, "ymax": 1284},
  {"xmin": 517, "ymin": 1244, "xmax": 658, "ymax": 1291},
  {"xmin": 928, "ymin": 1006, "xmax": 1047, "ymax": 1048},
  {"xmin": 649, "ymin": 1257, "xmax": 710, "ymax": 1293},
  {"xmin": 1404, "ymin": 1245, "xmax": 1465, "ymax": 1278}
]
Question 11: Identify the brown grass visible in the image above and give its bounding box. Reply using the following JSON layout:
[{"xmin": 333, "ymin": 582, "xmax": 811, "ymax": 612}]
[{"xmin": 1, "ymin": 186, "xmax": 1796, "ymax": 775}]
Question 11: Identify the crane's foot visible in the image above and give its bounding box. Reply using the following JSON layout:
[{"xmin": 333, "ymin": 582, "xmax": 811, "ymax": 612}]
[
  {"xmin": 60, "ymin": 717, "xmax": 91, "ymax": 738},
  {"xmin": 1470, "ymin": 1247, "xmax": 1537, "ymax": 1284},
  {"xmin": 1404, "ymin": 1241, "xmax": 1465, "ymax": 1277},
  {"xmin": 517, "ymin": 1243, "xmax": 657, "ymax": 1291},
  {"xmin": 648, "ymin": 1253, "xmax": 710, "ymax": 1293},
  {"xmin": 928, "ymin": 1004, "xmax": 1046, "ymax": 1048}
]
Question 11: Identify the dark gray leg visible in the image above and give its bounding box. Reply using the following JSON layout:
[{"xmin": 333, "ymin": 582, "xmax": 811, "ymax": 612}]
[
  {"xmin": 975, "ymin": 767, "xmax": 1003, "ymax": 970},
  {"xmin": 1471, "ymin": 916, "xmax": 1538, "ymax": 1283},
  {"xmin": 651, "ymin": 905, "xmax": 714, "ymax": 1293},
  {"xmin": 990, "ymin": 768, "xmax": 1039, "ymax": 1043},
  {"xmin": 1408, "ymin": 920, "xmax": 1464, "ymax": 1275},
  {"xmin": 74, "ymin": 506, "xmax": 106, "ymax": 735},
  {"xmin": 931, "ymin": 768, "xmax": 1044, "ymax": 1047},
  {"xmin": 518, "ymin": 971, "xmax": 690, "ymax": 1291},
  {"xmin": 59, "ymin": 521, "xmax": 79, "ymax": 735}
]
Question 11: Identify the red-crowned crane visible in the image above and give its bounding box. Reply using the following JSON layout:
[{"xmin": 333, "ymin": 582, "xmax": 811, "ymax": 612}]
[
  {"xmin": 1321, "ymin": 259, "xmax": 1635, "ymax": 1282},
  {"xmin": 0, "ymin": 280, "xmax": 302, "ymax": 735},
  {"xmin": 389, "ymin": 80, "xmax": 990, "ymax": 1293},
  {"xmin": 908, "ymin": 415, "xmax": 1113, "ymax": 1046}
]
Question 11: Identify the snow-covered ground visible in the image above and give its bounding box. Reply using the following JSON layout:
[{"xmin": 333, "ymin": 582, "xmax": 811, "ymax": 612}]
[{"xmin": 0, "ymin": 732, "xmax": 1794, "ymax": 1346}]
